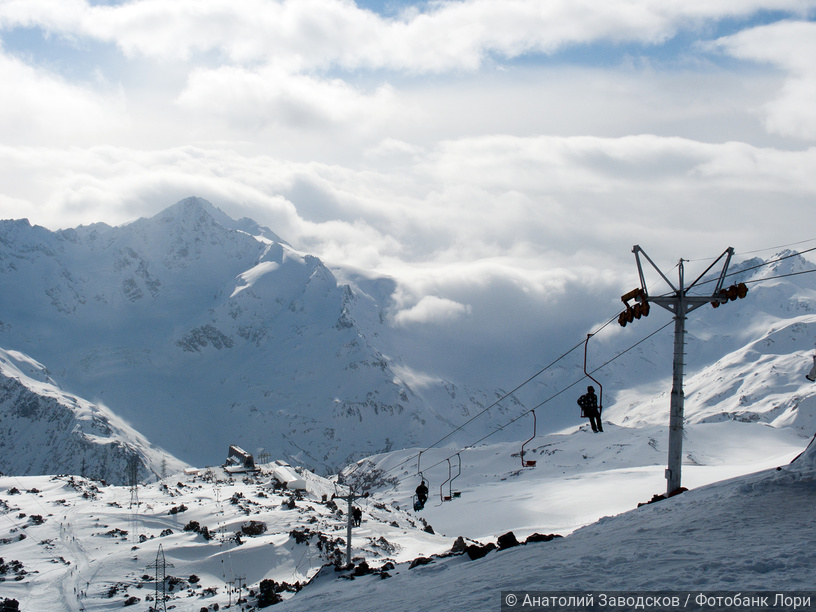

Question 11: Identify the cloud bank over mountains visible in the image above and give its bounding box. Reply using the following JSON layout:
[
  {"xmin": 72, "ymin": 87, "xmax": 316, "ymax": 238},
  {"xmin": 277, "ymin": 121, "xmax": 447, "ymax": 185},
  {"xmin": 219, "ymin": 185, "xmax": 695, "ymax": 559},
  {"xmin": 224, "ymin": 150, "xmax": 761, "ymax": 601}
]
[{"xmin": 1, "ymin": 1, "xmax": 815, "ymax": 359}]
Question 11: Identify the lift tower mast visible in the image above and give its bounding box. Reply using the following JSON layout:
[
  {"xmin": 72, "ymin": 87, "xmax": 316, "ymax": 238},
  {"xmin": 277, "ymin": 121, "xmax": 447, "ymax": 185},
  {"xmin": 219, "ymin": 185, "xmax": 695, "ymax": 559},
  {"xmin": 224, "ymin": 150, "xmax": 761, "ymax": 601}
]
[{"xmin": 621, "ymin": 245, "xmax": 746, "ymax": 495}]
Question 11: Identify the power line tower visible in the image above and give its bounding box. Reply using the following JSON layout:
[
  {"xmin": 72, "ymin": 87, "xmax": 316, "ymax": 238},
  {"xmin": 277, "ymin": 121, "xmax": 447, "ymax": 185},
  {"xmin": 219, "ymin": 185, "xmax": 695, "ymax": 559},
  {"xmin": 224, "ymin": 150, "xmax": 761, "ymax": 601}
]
[
  {"xmin": 235, "ymin": 574, "xmax": 246, "ymax": 609},
  {"xmin": 226, "ymin": 580, "xmax": 235, "ymax": 608},
  {"xmin": 128, "ymin": 455, "xmax": 141, "ymax": 543},
  {"xmin": 128, "ymin": 455, "xmax": 140, "ymax": 508},
  {"xmin": 147, "ymin": 543, "xmax": 174, "ymax": 612},
  {"xmin": 620, "ymin": 245, "xmax": 747, "ymax": 495}
]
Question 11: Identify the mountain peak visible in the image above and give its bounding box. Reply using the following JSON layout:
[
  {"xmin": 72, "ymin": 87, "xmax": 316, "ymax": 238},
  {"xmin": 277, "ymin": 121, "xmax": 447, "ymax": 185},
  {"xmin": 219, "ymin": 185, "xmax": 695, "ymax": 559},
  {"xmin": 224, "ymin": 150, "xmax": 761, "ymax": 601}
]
[
  {"xmin": 151, "ymin": 196, "xmax": 224, "ymax": 224},
  {"xmin": 150, "ymin": 196, "xmax": 287, "ymax": 244},
  {"xmin": 753, "ymin": 249, "xmax": 816, "ymax": 282}
]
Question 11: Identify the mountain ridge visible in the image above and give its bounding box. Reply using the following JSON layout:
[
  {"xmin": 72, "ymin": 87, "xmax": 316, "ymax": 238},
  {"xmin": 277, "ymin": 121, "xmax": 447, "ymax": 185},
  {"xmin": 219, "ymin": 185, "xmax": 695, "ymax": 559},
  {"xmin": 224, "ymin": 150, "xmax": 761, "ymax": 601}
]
[
  {"xmin": 2, "ymin": 197, "xmax": 815, "ymax": 476},
  {"xmin": 0, "ymin": 346, "xmax": 185, "ymax": 483},
  {"xmin": 0, "ymin": 198, "xmax": 495, "ymax": 473}
]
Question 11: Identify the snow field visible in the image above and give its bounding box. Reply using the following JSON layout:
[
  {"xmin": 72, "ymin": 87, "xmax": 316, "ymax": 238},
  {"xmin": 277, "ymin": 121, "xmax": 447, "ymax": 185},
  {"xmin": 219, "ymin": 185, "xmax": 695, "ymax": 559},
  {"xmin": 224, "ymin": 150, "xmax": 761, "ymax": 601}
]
[{"xmin": 0, "ymin": 468, "xmax": 453, "ymax": 610}]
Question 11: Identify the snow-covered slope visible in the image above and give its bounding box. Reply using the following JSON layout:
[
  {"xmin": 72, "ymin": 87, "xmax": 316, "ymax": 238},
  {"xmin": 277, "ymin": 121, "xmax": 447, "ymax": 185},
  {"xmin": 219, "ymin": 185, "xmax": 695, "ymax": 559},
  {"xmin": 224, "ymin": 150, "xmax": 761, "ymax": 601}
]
[
  {"xmin": 0, "ymin": 463, "xmax": 454, "ymax": 611},
  {"xmin": 276, "ymin": 447, "xmax": 816, "ymax": 612},
  {"xmin": 1, "ymin": 424, "xmax": 812, "ymax": 611},
  {"xmin": 348, "ymin": 420, "xmax": 807, "ymax": 542},
  {"xmin": 0, "ymin": 347, "xmax": 186, "ymax": 484}
]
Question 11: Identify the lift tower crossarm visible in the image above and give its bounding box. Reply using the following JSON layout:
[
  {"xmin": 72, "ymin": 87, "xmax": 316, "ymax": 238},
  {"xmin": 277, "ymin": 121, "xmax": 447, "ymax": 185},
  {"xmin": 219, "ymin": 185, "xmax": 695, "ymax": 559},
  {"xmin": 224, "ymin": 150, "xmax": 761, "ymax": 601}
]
[
  {"xmin": 633, "ymin": 244, "xmax": 677, "ymax": 296},
  {"xmin": 633, "ymin": 245, "xmax": 735, "ymax": 312}
]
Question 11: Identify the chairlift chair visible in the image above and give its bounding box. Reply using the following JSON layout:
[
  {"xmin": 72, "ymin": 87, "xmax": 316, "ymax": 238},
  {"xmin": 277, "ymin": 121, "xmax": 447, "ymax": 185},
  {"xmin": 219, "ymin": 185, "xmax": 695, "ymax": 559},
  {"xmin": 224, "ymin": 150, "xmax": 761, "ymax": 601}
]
[
  {"xmin": 521, "ymin": 410, "xmax": 537, "ymax": 468},
  {"xmin": 583, "ymin": 334, "xmax": 604, "ymax": 416},
  {"xmin": 412, "ymin": 473, "xmax": 429, "ymax": 511},
  {"xmin": 438, "ymin": 459, "xmax": 452, "ymax": 504},
  {"xmin": 449, "ymin": 453, "xmax": 462, "ymax": 499},
  {"xmin": 441, "ymin": 454, "xmax": 463, "ymax": 502},
  {"xmin": 413, "ymin": 451, "xmax": 430, "ymax": 511}
]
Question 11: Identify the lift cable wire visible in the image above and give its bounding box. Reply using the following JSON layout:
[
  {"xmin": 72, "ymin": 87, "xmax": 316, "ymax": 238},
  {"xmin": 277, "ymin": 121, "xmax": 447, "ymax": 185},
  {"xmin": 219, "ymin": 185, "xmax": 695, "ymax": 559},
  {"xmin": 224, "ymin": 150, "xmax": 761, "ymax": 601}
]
[
  {"xmin": 382, "ymin": 322, "xmax": 603, "ymax": 476},
  {"xmin": 382, "ymin": 312, "xmax": 623, "ymax": 480},
  {"xmin": 721, "ymin": 245, "xmax": 816, "ymax": 282},
  {"xmin": 678, "ymin": 246, "xmax": 816, "ymax": 295},
  {"xmin": 737, "ymin": 237, "xmax": 816, "ymax": 256},
  {"xmin": 392, "ymin": 262, "xmax": 816, "ymax": 485},
  {"xmin": 392, "ymin": 318, "xmax": 675, "ymax": 486},
  {"xmin": 382, "ymin": 244, "xmax": 816, "ymax": 487},
  {"xmin": 668, "ymin": 238, "xmax": 816, "ymax": 263},
  {"xmin": 742, "ymin": 267, "xmax": 816, "ymax": 285}
]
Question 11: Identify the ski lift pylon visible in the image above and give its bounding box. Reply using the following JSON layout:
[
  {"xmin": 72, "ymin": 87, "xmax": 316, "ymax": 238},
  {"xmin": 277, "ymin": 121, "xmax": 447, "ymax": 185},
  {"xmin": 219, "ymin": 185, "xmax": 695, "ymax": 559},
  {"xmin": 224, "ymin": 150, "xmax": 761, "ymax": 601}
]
[
  {"xmin": 521, "ymin": 410, "xmax": 537, "ymax": 468},
  {"xmin": 808, "ymin": 353, "xmax": 816, "ymax": 383}
]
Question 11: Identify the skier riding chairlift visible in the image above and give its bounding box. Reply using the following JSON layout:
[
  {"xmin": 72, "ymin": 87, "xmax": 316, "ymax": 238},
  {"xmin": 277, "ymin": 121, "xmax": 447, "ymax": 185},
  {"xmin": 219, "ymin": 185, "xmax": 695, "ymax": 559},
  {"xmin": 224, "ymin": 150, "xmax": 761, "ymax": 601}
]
[
  {"xmin": 578, "ymin": 385, "xmax": 603, "ymax": 433},
  {"xmin": 414, "ymin": 478, "xmax": 429, "ymax": 511},
  {"xmin": 580, "ymin": 334, "xmax": 604, "ymax": 433}
]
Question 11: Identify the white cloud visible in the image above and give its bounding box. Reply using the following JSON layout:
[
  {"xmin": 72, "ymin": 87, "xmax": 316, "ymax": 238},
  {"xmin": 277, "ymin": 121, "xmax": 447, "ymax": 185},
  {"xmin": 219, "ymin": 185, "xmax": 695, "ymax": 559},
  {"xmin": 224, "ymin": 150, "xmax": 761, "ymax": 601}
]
[
  {"xmin": 1, "ymin": 1, "xmax": 810, "ymax": 159},
  {"xmin": 0, "ymin": 0, "xmax": 87, "ymax": 32},
  {"xmin": 0, "ymin": 49, "xmax": 125, "ymax": 146},
  {"xmin": 2, "ymin": 133, "xmax": 814, "ymax": 259},
  {"xmin": 176, "ymin": 64, "xmax": 398, "ymax": 132},
  {"xmin": 0, "ymin": 144, "xmax": 302, "ymax": 228},
  {"xmin": 390, "ymin": 364, "xmax": 443, "ymax": 390},
  {"xmin": 4, "ymin": 0, "xmax": 815, "ymax": 72},
  {"xmin": 712, "ymin": 20, "xmax": 816, "ymax": 140},
  {"xmin": 393, "ymin": 295, "xmax": 471, "ymax": 326},
  {"xmin": 365, "ymin": 138, "xmax": 426, "ymax": 163}
]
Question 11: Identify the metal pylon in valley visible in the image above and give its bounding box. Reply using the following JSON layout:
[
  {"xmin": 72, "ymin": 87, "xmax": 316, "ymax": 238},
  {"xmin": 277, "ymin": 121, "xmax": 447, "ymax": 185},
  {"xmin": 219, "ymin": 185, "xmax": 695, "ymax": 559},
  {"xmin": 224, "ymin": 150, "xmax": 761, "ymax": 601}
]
[{"xmin": 147, "ymin": 543, "xmax": 174, "ymax": 612}]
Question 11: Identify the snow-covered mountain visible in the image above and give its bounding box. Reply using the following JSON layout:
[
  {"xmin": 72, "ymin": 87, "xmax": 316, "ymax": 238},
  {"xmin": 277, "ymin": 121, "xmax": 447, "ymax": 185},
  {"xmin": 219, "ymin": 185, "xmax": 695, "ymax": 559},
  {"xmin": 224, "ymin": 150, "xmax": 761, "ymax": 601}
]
[
  {"xmin": 0, "ymin": 197, "xmax": 516, "ymax": 473},
  {"xmin": 0, "ymin": 347, "xmax": 186, "ymax": 484},
  {"xmin": 2, "ymin": 232, "xmax": 816, "ymax": 608},
  {"xmin": 3, "ymin": 198, "xmax": 816, "ymax": 610},
  {"xmin": 2, "ymin": 196, "xmax": 816, "ymax": 479}
]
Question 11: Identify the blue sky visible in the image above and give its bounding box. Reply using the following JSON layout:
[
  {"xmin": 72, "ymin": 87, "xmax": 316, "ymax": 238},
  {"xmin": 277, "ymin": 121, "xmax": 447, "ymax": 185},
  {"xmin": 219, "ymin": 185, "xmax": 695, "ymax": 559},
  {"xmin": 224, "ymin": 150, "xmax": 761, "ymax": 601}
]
[
  {"xmin": 2, "ymin": 5, "xmax": 805, "ymax": 81},
  {"xmin": 1, "ymin": 0, "xmax": 816, "ymax": 348}
]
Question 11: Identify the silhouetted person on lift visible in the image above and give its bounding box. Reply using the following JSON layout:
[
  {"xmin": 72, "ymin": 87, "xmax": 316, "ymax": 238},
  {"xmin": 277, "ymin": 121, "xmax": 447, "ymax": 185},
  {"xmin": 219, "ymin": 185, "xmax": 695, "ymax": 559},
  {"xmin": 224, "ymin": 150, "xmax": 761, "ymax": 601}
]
[
  {"xmin": 578, "ymin": 385, "xmax": 603, "ymax": 433},
  {"xmin": 415, "ymin": 480, "xmax": 429, "ymax": 510}
]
